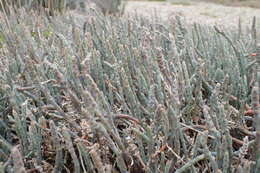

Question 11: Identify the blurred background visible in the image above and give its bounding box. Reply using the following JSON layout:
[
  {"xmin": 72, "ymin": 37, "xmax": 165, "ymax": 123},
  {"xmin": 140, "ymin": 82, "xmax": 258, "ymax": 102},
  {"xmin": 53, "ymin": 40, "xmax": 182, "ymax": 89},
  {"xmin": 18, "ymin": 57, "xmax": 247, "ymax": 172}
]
[
  {"xmin": 125, "ymin": 0, "xmax": 260, "ymax": 27},
  {"xmin": 131, "ymin": 0, "xmax": 260, "ymax": 8}
]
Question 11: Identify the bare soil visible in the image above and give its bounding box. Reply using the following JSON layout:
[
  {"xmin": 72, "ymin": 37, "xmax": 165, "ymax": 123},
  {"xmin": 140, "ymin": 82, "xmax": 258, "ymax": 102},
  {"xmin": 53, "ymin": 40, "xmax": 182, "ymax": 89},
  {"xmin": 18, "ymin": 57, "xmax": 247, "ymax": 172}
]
[{"xmin": 124, "ymin": 0, "xmax": 260, "ymax": 28}]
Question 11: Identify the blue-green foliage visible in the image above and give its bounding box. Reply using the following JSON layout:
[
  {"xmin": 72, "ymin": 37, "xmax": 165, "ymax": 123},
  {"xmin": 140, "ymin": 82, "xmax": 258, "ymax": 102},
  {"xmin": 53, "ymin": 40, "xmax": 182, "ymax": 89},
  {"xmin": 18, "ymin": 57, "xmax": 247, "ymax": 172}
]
[{"xmin": 0, "ymin": 6, "xmax": 259, "ymax": 173}]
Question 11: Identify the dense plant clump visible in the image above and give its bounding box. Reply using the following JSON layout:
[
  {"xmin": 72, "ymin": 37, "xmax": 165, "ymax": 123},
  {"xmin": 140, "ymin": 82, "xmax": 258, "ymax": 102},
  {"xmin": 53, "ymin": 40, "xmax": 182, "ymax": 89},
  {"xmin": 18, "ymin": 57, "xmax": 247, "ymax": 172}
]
[
  {"xmin": 0, "ymin": 4, "xmax": 259, "ymax": 173},
  {"xmin": 0, "ymin": 0, "xmax": 125, "ymax": 15}
]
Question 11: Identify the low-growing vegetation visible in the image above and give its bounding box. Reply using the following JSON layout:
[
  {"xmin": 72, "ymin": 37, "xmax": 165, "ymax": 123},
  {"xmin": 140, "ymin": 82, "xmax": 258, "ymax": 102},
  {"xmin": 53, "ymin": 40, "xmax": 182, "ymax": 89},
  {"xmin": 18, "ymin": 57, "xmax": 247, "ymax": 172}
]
[{"xmin": 0, "ymin": 1, "xmax": 259, "ymax": 173}]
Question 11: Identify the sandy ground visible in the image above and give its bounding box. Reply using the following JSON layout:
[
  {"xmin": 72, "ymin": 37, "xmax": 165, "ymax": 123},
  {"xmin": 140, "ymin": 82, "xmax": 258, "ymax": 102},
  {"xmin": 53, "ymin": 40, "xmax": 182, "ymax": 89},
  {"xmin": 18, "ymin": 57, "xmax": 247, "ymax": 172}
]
[{"xmin": 124, "ymin": 1, "xmax": 260, "ymax": 27}]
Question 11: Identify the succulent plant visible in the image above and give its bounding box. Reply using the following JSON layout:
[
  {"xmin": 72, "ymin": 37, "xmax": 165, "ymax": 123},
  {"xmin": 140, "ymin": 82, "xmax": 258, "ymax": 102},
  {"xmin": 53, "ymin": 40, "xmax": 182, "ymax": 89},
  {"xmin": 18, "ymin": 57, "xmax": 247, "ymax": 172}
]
[
  {"xmin": 0, "ymin": 3, "xmax": 259, "ymax": 173},
  {"xmin": 0, "ymin": 0, "xmax": 125, "ymax": 15}
]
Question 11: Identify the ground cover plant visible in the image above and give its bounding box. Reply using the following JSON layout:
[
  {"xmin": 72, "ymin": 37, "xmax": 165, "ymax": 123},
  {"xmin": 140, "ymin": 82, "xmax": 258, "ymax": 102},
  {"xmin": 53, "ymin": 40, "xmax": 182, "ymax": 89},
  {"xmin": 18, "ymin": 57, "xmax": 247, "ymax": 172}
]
[{"xmin": 0, "ymin": 1, "xmax": 259, "ymax": 173}]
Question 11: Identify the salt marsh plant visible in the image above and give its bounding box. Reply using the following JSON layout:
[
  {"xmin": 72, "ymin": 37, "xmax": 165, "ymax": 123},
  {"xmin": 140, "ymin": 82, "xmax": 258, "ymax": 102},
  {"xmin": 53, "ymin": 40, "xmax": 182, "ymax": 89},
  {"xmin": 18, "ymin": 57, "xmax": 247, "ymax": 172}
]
[
  {"xmin": 0, "ymin": 0, "xmax": 66, "ymax": 15},
  {"xmin": 0, "ymin": 5, "xmax": 259, "ymax": 173},
  {"xmin": 0, "ymin": 0, "xmax": 125, "ymax": 15}
]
